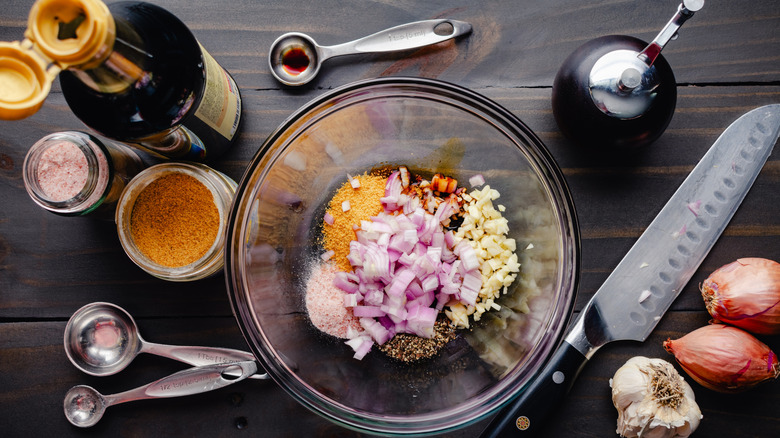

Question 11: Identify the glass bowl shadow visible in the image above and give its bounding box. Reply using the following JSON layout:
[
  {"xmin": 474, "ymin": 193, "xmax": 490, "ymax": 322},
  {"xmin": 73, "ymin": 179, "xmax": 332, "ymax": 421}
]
[{"xmin": 225, "ymin": 77, "xmax": 579, "ymax": 435}]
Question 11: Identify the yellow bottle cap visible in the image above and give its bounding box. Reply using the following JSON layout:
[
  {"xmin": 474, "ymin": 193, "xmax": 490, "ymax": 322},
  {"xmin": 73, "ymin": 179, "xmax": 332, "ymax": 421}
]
[
  {"xmin": 0, "ymin": 0, "xmax": 114, "ymax": 120},
  {"xmin": 0, "ymin": 41, "xmax": 55, "ymax": 120},
  {"xmin": 26, "ymin": 0, "xmax": 114, "ymax": 69}
]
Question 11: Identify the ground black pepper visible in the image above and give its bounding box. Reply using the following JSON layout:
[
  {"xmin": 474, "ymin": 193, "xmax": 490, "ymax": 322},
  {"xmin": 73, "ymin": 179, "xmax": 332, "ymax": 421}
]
[{"xmin": 378, "ymin": 317, "xmax": 458, "ymax": 363}]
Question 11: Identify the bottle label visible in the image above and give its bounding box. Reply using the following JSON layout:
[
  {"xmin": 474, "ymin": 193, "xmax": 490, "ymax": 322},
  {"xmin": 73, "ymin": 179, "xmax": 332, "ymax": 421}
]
[{"xmin": 194, "ymin": 45, "xmax": 242, "ymax": 141}]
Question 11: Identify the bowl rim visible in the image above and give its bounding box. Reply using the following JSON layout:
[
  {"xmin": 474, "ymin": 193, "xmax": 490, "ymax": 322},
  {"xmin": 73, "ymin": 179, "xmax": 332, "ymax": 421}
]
[{"xmin": 224, "ymin": 76, "xmax": 581, "ymax": 435}]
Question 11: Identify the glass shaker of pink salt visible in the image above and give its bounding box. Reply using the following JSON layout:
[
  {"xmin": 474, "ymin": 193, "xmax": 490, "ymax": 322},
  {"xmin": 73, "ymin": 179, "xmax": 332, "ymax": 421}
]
[{"xmin": 23, "ymin": 131, "xmax": 149, "ymax": 219}]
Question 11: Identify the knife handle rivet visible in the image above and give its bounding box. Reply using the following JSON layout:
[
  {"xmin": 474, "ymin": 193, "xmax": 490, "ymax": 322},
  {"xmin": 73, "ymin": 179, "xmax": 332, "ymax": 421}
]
[{"xmin": 552, "ymin": 371, "xmax": 565, "ymax": 384}]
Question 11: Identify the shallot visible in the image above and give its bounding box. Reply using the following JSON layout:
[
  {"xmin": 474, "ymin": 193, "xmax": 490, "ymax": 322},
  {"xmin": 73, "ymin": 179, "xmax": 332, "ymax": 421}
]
[
  {"xmin": 663, "ymin": 324, "xmax": 779, "ymax": 393},
  {"xmin": 701, "ymin": 257, "xmax": 780, "ymax": 335}
]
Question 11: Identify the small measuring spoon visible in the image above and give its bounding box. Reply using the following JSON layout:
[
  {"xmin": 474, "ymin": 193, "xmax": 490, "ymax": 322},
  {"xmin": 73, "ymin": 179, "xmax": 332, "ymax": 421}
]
[
  {"xmin": 269, "ymin": 18, "xmax": 472, "ymax": 86},
  {"xmin": 64, "ymin": 302, "xmax": 268, "ymax": 380},
  {"xmin": 64, "ymin": 360, "xmax": 257, "ymax": 427}
]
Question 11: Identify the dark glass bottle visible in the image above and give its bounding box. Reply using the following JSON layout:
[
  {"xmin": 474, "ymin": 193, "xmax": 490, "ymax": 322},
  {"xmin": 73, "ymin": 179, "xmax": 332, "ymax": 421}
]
[{"xmin": 1, "ymin": 0, "xmax": 242, "ymax": 162}]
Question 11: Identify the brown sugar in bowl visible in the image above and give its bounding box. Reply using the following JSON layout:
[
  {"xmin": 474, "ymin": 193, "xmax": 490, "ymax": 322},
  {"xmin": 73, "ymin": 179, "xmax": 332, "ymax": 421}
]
[{"xmin": 116, "ymin": 162, "xmax": 236, "ymax": 281}]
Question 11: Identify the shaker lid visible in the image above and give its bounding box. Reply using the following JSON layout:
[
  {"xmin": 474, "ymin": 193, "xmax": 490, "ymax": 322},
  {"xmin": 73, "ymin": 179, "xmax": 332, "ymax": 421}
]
[
  {"xmin": 0, "ymin": 41, "xmax": 54, "ymax": 120},
  {"xmin": 0, "ymin": 0, "xmax": 114, "ymax": 120},
  {"xmin": 26, "ymin": 0, "xmax": 114, "ymax": 68}
]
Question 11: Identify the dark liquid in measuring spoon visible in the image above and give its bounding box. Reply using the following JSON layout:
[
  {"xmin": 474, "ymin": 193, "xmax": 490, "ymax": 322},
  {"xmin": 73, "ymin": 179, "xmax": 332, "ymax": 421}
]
[{"xmin": 281, "ymin": 47, "xmax": 310, "ymax": 75}]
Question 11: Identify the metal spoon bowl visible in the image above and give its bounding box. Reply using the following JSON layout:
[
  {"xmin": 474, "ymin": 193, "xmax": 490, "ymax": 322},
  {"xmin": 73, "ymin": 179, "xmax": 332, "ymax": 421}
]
[
  {"xmin": 268, "ymin": 19, "xmax": 472, "ymax": 86},
  {"xmin": 64, "ymin": 361, "xmax": 257, "ymax": 427},
  {"xmin": 64, "ymin": 302, "xmax": 267, "ymax": 379}
]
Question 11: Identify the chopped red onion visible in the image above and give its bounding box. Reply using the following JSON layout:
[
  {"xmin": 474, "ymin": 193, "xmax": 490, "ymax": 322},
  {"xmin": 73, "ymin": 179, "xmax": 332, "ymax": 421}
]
[
  {"xmin": 344, "ymin": 294, "xmax": 358, "ymax": 307},
  {"xmin": 334, "ymin": 169, "xmax": 501, "ymax": 360},
  {"xmin": 353, "ymin": 305, "xmax": 386, "ymax": 318},
  {"xmin": 345, "ymin": 335, "xmax": 373, "ymax": 360},
  {"xmin": 324, "ymin": 212, "xmax": 335, "ymax": 225},
  {"xmin": 455, "ymin": 240, "xmax": 480, "ymax": 272},
  {"xmin": 333, "ymin": 271, "xmax": 359, "ymax": 293}
]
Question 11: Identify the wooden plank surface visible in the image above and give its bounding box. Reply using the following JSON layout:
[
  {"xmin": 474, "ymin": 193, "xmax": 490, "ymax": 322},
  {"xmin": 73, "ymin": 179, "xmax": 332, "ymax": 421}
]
[{"xmin": 1, "ymin": 0, "xmax": 779, "ymax": 437}]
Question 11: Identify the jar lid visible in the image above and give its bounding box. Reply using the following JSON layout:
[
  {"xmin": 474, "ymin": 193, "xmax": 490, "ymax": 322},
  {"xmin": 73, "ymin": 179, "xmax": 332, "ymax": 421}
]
[{"xmin": 0, "ymin": 0, "xmax": 114, "ymax": 120}]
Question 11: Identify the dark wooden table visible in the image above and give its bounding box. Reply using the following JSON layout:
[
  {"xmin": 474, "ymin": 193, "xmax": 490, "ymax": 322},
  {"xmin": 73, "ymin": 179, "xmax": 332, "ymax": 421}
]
[{"xmin": 1, "ymin": 0, "xmax": 778, "ymax": 436}]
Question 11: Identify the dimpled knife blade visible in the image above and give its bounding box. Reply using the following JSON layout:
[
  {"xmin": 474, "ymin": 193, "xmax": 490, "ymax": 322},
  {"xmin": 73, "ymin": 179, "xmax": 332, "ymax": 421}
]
[{"xmin": 482, "ymin": 103, "xmax": 780, "ymax": 437}]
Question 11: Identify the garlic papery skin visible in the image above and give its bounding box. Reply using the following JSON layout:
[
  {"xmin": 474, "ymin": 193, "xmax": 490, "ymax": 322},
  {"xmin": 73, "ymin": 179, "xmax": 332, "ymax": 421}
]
[
  {"xmin": 701, "ymin": 257, "xmax": 780, "ymax": 335},
  {"xmin": 610, "ymin": 356, "xmax": 702, "ymax": 438}
]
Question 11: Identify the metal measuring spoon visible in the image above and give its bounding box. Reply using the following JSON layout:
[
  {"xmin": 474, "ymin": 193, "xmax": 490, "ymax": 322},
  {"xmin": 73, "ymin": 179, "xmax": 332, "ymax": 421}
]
[
  {"xmin": 64, "ymin": 302, "xmax": 268, "ymax": 380},
  {"xmin": 64, "ymin": 360, "xmax": 257, "ymax": 427},
  {"xmin": 269, "ymin": 18, "xmax": 472, "ymax": 86}
]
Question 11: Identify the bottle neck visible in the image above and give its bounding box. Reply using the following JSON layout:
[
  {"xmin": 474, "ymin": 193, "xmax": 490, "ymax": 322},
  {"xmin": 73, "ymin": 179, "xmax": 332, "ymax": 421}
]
[{"xmin": 66, "ymin": 15, "xmax": 147, "ymax": 94}]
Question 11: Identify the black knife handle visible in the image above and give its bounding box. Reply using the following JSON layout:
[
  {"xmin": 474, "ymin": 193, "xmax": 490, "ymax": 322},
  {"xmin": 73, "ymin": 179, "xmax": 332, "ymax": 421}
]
[{"xmin": 480, "ymin": 341, "xmax": 589, "ymax": 438}]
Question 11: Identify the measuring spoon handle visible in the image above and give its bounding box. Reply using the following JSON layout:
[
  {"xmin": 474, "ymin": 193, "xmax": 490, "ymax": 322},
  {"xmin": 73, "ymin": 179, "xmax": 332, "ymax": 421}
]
[
  {"xmin": 103, "ymin": 360, "xmax": 257, "ymax": 408},
  {"xmin": 141, "ymin": 342, "xmax": 269, "ymax": 380},
  {"xmin": 321, "ymin": 19, "xmax": 472, "ymax": 59}
]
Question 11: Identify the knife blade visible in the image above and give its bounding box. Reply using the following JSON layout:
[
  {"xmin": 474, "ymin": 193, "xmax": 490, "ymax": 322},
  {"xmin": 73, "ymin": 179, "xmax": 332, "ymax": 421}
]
[{"xmin": 482, "ymin": 104, "xmax": 780, "ymax": 437}]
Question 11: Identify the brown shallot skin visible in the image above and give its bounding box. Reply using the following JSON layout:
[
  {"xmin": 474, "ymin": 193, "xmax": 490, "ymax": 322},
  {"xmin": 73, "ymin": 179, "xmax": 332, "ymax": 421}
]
[
  {"xmin": 664, "ymin": 324, "xmax": 779, "ymax": 393},
  {"xmin": 701, "ymin": 257, "xmax": 780, "ymax": 335}
]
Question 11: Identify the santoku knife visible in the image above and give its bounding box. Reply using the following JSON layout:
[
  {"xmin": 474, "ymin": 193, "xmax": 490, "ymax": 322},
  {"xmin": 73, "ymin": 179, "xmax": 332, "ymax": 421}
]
[{"xmin": 482, "ymin": 104, "xmax": 780, "ymax": 437}]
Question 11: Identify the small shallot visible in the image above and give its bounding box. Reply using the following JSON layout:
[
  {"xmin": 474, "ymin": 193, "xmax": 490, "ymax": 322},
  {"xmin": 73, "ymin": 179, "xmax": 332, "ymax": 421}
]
[
  {"xmin": 663, "ymin": 324, "xmax": 779, "ymax": 393},
  {"xmin": 701, "ymin": 257, "xmax": 780, "ymax": 335}
]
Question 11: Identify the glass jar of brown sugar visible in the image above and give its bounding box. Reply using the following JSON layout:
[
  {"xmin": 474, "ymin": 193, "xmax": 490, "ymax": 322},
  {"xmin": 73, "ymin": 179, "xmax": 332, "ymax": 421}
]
[
  {"xmin": 115, "ymin": 162, "xmax": 236, "ymax": 281},
  {"xmin": 23, "ymin": 131, "xmax": 148, "ymax": 219}
]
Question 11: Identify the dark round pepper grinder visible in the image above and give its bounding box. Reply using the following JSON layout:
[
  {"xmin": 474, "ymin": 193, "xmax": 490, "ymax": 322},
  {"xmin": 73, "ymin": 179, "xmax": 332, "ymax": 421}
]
[{"xmin": 552, "ymin": 0, "xmax": 704, "ymax": 152}]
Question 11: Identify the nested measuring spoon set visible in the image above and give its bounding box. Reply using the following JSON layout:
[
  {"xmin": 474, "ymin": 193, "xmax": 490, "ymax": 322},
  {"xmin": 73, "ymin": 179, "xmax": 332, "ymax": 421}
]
[{"xmin": 62, "ymin": 302, "xmax": 267, "ymax": 427}]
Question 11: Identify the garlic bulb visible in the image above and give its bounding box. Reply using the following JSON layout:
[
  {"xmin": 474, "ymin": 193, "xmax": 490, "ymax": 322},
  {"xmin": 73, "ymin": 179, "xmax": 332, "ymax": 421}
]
[{"xmin": 610, "ymin": 356, "xmax": 702, "ymax": 438}]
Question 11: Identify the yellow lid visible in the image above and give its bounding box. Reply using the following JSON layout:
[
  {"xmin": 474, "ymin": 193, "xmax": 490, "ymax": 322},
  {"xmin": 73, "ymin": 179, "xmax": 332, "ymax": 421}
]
[
  {"xmin": 0, "ymin": 41, "xmax": 56, "ymax": 120},
  {"xmin": 0, "ymin": 0, "xmax": 115, "ymax": 120},
  {"xmin": 26, "ymin": 0, "xmax": 115, "ymax": 69}
]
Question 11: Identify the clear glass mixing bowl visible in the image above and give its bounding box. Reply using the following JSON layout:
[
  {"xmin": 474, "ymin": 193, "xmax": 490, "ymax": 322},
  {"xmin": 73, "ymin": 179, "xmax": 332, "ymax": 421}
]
[{"xmin": 225, "ymin": 77, "xmax": 579, "ymax": 435}]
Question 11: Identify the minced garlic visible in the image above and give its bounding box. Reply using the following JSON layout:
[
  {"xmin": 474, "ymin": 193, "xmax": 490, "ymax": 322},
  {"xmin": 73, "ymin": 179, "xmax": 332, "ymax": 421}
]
[{"xmin": 445, "ymin": 185, "xmax": 520, "ymax": 328}]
